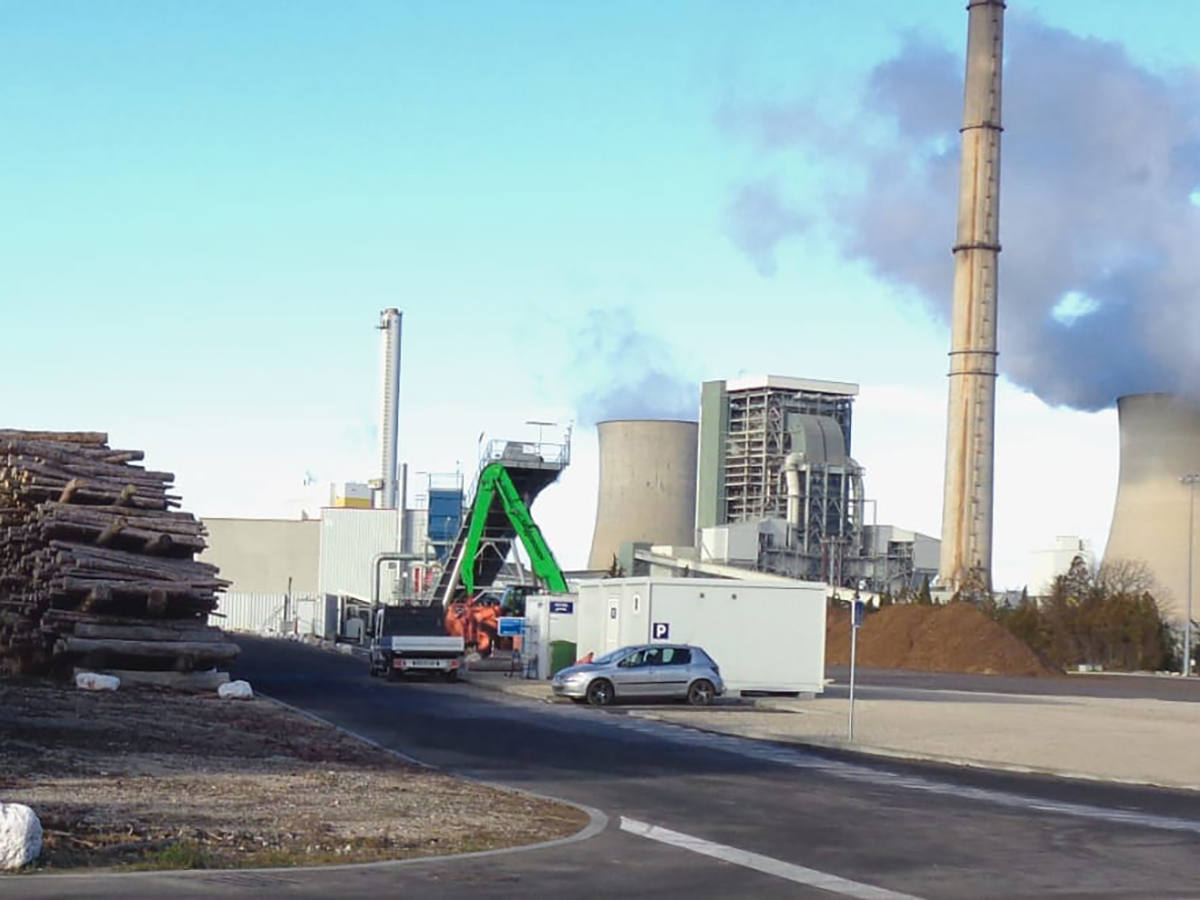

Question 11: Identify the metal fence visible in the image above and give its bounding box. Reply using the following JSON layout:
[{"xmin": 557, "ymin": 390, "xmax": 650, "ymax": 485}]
[{"xmin": 213, "ymin": 592, "xmax": 324, "ymax": 636}]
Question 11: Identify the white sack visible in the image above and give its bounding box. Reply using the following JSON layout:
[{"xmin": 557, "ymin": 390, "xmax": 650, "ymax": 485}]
[
  {"xmin": 0, "ymin": 803, "xmax": 42, "ymax": 871},
  {"xmin": 218, "ymin": 680, "xmax": 253, "ymax": 700},
  {"xmin": 75, "ymin": 672, "xmax": 120, "ymax": 692}
]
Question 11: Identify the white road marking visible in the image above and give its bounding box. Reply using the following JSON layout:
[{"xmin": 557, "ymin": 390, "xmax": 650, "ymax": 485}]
[
  {"xmin": 620, "ymin": 817, "xmax": 924, "ymax": 900},
  {"xmin": 605, "ymin": 715, "xmax": 1200, "ymax": 836}
]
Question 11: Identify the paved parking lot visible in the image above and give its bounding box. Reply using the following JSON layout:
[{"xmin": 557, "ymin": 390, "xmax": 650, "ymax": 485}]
[{"xmin": 466, "ymin": 669, "xmax": 1200, "ymax": 791}]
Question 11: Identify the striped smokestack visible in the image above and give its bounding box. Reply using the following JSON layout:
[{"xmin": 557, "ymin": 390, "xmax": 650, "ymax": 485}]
[{"xmin": 939, "ymin": 0, "xmax": 1005, "ymax": 593}]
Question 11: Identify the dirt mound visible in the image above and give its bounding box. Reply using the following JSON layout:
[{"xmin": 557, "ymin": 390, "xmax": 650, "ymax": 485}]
[{"xmin": 826, "ymin": 602, "xmax": 1061, "ymax": 677}]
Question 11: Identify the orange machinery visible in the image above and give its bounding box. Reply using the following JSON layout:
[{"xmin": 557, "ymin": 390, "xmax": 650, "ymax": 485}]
[{"xmin": 444, "ymin": 595, "xmax": 501, "ymax": 656}]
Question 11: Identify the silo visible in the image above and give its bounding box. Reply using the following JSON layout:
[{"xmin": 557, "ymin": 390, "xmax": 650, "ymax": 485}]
[
  {"xmin": 1103, "ymin": 393, "xmax": 1200, "ymax": 623},
  {"xmin": 587, "ymin": 419, "xmax": 698, "ymax": 571}
]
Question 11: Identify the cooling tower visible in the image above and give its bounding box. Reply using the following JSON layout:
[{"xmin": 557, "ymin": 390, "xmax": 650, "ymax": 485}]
[
  {"xmin": 587, "ymin": 419, "xmax": 698, "ymax": 571},
  {"xmin": 1104, "ymin": 393, "xmax": 1200, "ymax": 624}
]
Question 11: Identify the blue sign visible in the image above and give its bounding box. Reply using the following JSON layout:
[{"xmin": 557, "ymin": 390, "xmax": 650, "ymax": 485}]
[
  {"xmin": 498, "ymin": 617, "xmax": 525, "ymax": 637},
  {"xmin": 851, "ymin": 600, "xmax": 865, "ymax": 629},
  {"xmin": 549, "ymin": 601, "xmax": 575, "ymax": 615},
  {"xmin": 651, "ymin": 622, "xmax": 670, "ymax": 640}
]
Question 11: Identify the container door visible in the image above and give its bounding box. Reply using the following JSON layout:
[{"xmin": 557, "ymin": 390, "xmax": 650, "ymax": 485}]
[{"xmin": 605, "ymin": 598, "xmax": 621, "ymax": 652}]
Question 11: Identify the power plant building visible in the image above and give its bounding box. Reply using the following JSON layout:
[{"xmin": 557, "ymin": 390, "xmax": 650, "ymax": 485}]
[
  {"xmin": 688, "ymin": 375, "xmax": 939, "ymax": 594},
  {"xmin": 697, "ymin": 376, "xmax": 864, "ymax": 584}
]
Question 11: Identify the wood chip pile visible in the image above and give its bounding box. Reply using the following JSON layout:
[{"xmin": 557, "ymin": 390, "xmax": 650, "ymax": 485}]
[{"xmin": 0, "ymin": 429, "xmax": 234, "ymax": 676}]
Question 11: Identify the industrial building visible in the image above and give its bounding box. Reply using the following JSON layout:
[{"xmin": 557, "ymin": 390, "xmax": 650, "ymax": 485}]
[
  {"xmin": 697, "ymin": 375, "xmax": 863, "ymax": 584},
  {"xmin": 689, "ymin": 375, "xmax": 937, "ymax": 593},
  {"xmin": 583, "ymin": 375, "xmax": 938, "ymax": 596},
  {"xmin": 202, "ymin": 308, "xmax": 436, "ymax": 636},
  {"xmin": 1028, "ymin": 536, "xmax": 1095, "ymax": 598}
]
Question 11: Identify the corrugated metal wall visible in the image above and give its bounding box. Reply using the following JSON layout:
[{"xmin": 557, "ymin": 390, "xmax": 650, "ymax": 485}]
[
  {"xmin": 318, "ymin": 508, "xmax": 401, "ymax": 602},
  {"xmin": 214, "ymin": 592, "xmax": 325, "ymax": 636}
]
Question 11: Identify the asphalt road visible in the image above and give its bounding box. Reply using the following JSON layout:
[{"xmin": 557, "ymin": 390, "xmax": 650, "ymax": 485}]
[
  {"xmin": 824, "ymin": 665, "xmax": 1200, "ymax": 703},
  {"xmin": 11, "ymin": 639, "xmax": 1200, "ymax": 899}
]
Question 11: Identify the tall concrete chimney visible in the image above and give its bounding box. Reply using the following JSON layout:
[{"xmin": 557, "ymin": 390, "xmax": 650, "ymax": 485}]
[
  {"xmin": 378, "ymin": 308, "xmax": 402, "ymax": 510},
  {"xmin": 939, "ymin": 0, "xmax": 1005, "ymax": 593}
]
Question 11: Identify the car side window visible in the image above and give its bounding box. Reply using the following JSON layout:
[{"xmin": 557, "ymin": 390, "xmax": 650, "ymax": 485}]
[
  {"xmin": 618, "ymin": 650, "xmax": 645, "ymax": 668},
  {"xmin": 662, "ymin": 648, "xmax": 691, "ymax": 666}
]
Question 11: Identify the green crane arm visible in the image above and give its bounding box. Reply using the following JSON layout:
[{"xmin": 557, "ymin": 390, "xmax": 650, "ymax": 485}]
[{"xmin": 459, "ymin": 462, "xmax": 568, "ymax": 595}]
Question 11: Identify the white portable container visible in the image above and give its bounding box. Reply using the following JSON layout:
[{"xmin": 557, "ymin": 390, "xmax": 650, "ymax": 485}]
[
  {"xmin": 574, "ymin": 577, "xmax": 827, "ymax": 695},
  {"xmin": 524, "ymin": 594, "xmax": 580, "ymax": 679}
]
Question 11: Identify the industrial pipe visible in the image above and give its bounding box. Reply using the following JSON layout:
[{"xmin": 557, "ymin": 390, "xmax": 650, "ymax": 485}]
[
  {"xmin": 784, "ymin": 452, "xmax": 805, "ymax": 547},
  {"xmin": 372, "ymin": 550, "xmax": 426, "ymax": 608}
]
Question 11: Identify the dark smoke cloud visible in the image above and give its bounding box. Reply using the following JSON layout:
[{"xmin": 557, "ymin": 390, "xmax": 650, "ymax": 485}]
[
  {"xmin": 570, "ymin": 307, "xmax": 698, "ymax": 426},
  {"xmin": 722, "ymin": 18, "xmax": 1200, "ymax": 410},
  {"xmin": 725, "ymin": 179, "xmax": 810, "ymax": 276}
]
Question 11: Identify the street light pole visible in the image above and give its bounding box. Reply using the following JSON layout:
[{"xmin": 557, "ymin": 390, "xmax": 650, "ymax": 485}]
[{"xmin": 1181, "ymin": 474, "xmax": 1199, "ymax": 677}]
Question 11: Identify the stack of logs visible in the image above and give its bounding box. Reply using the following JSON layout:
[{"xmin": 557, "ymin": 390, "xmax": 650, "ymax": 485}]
[{"xmin": 0, "ymin": 429, "xmax": 236, "ymax": 678}]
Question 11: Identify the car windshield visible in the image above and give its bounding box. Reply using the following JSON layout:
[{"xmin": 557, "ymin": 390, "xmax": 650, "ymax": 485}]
[{"xmin": 592, "ymin": 648, "xmax": 630, "ymax": 666}]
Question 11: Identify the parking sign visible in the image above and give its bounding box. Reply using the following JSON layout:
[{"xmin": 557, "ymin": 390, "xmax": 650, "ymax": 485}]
[{"xmin": 651, "ymin": 622, "xmax": 670, "ymax": 640}]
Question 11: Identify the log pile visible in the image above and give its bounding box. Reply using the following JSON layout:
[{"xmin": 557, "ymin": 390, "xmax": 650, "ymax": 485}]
[{"xmin": 0, "ymin": 429, "xmax": 235, "ymax": 676}]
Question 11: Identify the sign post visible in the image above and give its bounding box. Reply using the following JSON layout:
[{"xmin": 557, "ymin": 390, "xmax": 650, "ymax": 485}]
[{"xmin": 848, "ymin": 595, "xmax": 865, "ymax": 742}]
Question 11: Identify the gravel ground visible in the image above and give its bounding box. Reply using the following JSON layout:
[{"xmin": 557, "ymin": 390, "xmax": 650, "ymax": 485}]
[{"xmin": 0, "ymin": 676, "xmax": 587, "ymax": 872}]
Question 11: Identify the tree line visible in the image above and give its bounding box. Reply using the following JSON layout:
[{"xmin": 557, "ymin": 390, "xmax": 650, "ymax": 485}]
[
  {"xmin": 986, "ymin": 558, "xmax": 1177, "ymax": 673},
  {"xmin": 871, "ymin": 558, "xmax": 1183, "ymax": 672}
]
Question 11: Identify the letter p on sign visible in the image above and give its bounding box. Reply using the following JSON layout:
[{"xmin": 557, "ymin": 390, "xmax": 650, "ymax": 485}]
[{"xmin": 652, "ymin": 622, "xmax": 670, "ymax": 640}]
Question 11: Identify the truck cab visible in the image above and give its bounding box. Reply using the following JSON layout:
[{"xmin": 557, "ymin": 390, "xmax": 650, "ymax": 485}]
[{"xmin": 368, "ymin": 604, "xmax": 466, "ymax": 681}]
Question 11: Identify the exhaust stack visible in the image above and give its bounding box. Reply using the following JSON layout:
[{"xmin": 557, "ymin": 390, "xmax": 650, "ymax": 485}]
[
  {"xmin": 939, "ymin": 0, "xmax": 1006, "ymax": 592},
  {"xmin": 378, "ymin": 308, "xmax": 403, "ymax": 510}
]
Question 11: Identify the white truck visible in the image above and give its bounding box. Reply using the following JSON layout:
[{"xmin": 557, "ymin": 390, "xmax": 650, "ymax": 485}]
[{"xmin": 367, "ymin": 604, "xmax": 465, "ymax": 682}]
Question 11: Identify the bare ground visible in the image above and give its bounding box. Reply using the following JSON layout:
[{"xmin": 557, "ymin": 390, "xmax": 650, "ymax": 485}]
[{"xmin": 0, "ymin": 676, "xmax": 588, "ymax": 872}]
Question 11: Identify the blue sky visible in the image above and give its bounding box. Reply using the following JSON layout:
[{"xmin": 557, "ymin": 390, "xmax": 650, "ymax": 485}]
[{"xmin": 3, "ymin": 1, "xmax": 1198, "ymax": 589}]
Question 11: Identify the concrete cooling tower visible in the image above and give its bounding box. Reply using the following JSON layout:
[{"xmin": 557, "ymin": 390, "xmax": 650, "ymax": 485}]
[
  {"xmin": 1104, "ymin": 393, "xmax": 1200, "ymax": 624},
  {"xmin": 587, "ymin": 419, "xmax": 698, "ymax": 571}
]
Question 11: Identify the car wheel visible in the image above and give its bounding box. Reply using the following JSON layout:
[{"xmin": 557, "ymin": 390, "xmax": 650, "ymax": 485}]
[
  {"xmin": 443, "ymin": 669, "xmax": 459, "ymax": 683},
  {"xmin": 586, "ymin": 679, "xmax": 614, "ymax": 707},
  {"xmin": 687, "ymin": 679, "xmax": 715, "ymax": 706}
]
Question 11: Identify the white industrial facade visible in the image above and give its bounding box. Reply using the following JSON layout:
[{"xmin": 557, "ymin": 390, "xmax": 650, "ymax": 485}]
[
  {"xmin": 317, "ymin": 507, "xmax": 402, "ymax": 602},
  {"xmin": 199, "ymin": 518, "xmax": 320, "ymax": 595},
  {"xmin": 573, "ymin": 577, "xmax": 827, "ymax": 695},
  {"xmin": 1029, "ymin": 536, "xmax": 1095, "ymax": 598},
  {"xmin": 203, "ymin": 505, "xmax": 423, "ymax": 637}
]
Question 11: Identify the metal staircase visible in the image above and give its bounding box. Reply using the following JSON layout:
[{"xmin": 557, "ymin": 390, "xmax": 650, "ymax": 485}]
[{"xmin": 432, "ymin": 436, "xmax": 569, "ymax": 605}]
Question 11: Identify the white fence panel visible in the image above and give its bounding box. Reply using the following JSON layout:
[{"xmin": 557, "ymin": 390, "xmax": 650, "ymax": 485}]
[{"xmin": 213, "ymin": 593, "xmax": 322, "ymax": 635}]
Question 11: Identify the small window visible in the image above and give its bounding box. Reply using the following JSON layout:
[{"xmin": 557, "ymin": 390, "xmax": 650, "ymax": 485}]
[
  {"xmin": 663, "ymin": 648, "xmax": 691, "ymax": 666},
  {"xmin": 633, "ymin": 594, "xmax": 641, "ymax": 613}
]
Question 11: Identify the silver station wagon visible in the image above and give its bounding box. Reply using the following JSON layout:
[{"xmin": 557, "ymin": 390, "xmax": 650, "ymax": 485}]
[{"xmin": 551, "ymin": 643, "xmax": 725, "ymax": 707}]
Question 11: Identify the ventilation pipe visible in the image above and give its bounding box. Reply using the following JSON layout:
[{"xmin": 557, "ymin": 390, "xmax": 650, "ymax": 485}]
[{"xmin": 784, "ymin": 452, "xmax": 805, "ymax": 548}]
